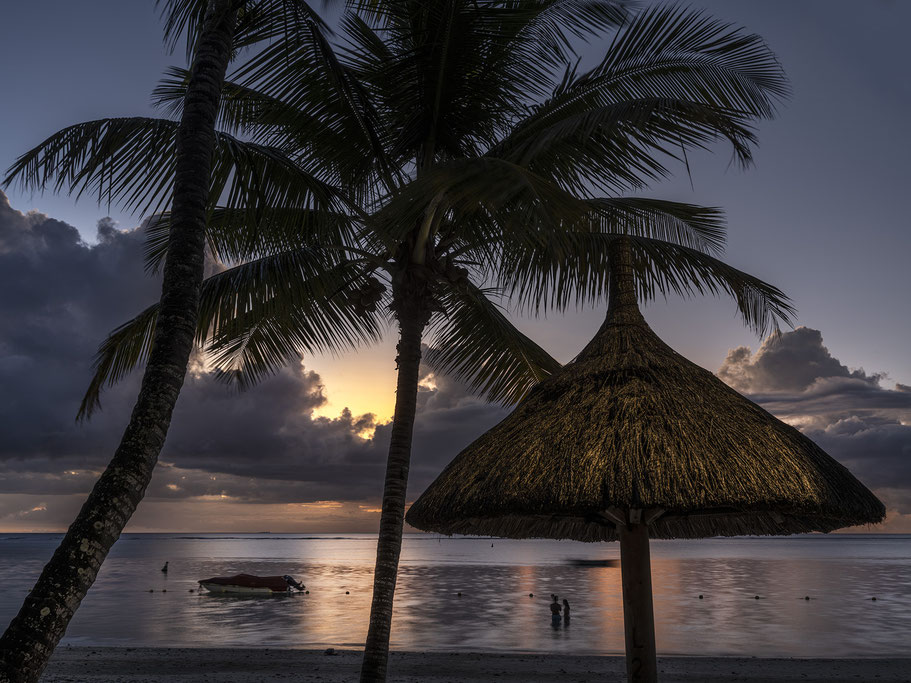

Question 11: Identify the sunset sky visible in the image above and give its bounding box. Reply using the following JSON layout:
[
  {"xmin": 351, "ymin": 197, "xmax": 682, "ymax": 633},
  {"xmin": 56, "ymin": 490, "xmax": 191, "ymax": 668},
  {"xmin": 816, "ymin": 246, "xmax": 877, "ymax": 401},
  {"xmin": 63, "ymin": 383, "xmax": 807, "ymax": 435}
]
[{"xmin": 1, "ymin": 0, "xmax": 909, "ymax": 533}]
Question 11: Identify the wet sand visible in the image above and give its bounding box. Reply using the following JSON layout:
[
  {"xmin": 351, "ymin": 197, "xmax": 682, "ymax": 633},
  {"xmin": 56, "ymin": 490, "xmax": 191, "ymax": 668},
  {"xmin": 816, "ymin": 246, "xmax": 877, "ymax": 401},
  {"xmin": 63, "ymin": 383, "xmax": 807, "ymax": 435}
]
[{"xmin": 42, "ymin": 647, "xmax": 911, "ymax": 682}]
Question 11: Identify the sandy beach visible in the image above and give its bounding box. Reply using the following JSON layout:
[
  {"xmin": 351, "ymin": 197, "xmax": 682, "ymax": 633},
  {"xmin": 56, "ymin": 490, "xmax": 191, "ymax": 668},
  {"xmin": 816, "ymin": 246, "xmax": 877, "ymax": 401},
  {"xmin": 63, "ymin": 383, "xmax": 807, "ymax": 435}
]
[{"xmin": 41, "ymin": 648, "xmax": 911, "ymax": 682}]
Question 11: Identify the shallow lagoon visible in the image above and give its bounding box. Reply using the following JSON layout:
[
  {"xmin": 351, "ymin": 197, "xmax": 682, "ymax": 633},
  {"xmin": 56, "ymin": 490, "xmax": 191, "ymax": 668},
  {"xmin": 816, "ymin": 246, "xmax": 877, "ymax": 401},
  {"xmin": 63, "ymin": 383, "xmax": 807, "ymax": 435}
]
[{"xmin": 1, "ymin": 533, "xmax": 908, "ymax": 656}]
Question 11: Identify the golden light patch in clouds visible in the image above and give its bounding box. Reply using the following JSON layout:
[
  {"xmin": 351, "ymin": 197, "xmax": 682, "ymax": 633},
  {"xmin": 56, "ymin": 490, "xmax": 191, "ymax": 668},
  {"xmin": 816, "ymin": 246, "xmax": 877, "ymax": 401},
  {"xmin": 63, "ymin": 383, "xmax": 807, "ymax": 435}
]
[
  {"xmin": 288, "ymin": 500, "xmax": 344, "ymax": 510},
  {"xmin": 358, "ymin": 505, "xmax": 382, "ymax": 513},
  {"xmin": 308, "ymin": 342, "xmax": 398, "ymax": 422},
  {"xmin": 196, "ymin": 493, "xmax": 233, "ymax": 501},
  {"xmin": 61, "ymin": 469, "xmax": 100, "ymax": 477}
]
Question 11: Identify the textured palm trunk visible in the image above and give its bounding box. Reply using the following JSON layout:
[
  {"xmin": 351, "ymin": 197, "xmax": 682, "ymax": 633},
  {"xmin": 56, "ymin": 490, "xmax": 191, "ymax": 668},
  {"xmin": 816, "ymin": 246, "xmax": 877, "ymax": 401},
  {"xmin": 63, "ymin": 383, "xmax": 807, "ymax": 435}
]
[
  {"xmin": 0, "ymin": 4, "xmax": 236, "ymax": 682},
  {"xmin": 359, "ymin": 307, "xmax": 428, "ymax": 683}
]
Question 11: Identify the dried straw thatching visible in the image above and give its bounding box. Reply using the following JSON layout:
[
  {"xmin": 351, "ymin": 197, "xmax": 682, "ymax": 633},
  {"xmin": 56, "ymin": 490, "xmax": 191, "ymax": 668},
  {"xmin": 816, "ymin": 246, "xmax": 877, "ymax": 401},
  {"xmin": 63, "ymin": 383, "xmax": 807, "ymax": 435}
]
[{"xmin": 406, "ymin": 252, "xmax": 884, "ymax": 542}]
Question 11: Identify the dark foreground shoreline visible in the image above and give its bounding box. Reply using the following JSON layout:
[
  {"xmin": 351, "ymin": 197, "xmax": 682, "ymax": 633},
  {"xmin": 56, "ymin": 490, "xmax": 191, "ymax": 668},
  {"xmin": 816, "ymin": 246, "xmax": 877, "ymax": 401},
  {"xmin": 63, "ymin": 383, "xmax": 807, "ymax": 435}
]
[{"xmin": 42, "ymin": 647, "xmax": 911, "ymax": 682}]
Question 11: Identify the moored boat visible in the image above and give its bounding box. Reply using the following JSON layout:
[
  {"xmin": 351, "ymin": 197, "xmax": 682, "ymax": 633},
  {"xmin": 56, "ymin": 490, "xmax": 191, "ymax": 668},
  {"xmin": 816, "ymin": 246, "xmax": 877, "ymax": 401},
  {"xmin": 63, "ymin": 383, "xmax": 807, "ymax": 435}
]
[{"xmin": 198, "ymin": 574, "xmax": 305, "ymax": 594}]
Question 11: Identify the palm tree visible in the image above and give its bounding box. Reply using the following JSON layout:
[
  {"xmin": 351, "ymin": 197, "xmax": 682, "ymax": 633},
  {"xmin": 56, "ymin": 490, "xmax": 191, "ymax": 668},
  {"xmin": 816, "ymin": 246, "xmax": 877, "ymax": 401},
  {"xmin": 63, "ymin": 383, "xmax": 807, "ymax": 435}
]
[
  {"xmin": 0, "ymin": 2, "xmax": 337, "ymax": 681},
  {"xmin": 69, "ymin": 4, "xmax": 792, "ymax": 681}
]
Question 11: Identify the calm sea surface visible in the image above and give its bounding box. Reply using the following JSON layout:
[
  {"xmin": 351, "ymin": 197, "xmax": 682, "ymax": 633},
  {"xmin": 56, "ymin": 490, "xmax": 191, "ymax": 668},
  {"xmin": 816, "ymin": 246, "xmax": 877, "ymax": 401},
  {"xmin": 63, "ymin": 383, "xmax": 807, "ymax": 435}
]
[{"xmin": 1, "ymin": 533, "xmax": 909, "ymax": 657}]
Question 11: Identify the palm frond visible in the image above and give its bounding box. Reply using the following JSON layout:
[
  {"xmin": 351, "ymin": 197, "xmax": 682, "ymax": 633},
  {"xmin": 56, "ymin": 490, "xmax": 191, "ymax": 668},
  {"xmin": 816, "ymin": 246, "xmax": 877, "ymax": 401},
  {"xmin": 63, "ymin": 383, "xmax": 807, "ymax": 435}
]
[
  {"xmin": 79, "ymin": 249, "xmax": 382, "ymax": 416},
  {"xmin": 4, "ymin": 118, "xmax": 180, "ymax": 217},
  {"xmin": 343, "ymin": 1, "xmax": 599, "ymax": 164},
  {"xmin": 143, "ymin": 205, "xmax": 356, "ymax": 272},
  {"xmin": 203, "ymin": 255, "xmax": 387, "ymax": 386},
  {"xmin": 228, "ymin": 9, "xmax": 394, "ymax": 195},
  {"xmin": 501, "ymin": 232, "xmax": 793, "ymax": 335},
  {"xmin": 493, "ymin": 96, "xmax": 757, "ymax": 193},
  {"xmin": 490, "ymin": 4, "xmax": 788, "ymax": 191},
  {"xmin": 158, "ymin": 0, "xmax": 210, "ymax": 59},
  {"xmin": 587, "ymin": 197, "xmax": 726, "ymax": 255},
  {"xmin": 159, "ymin": 0, "xmax": 326, "ymax": 60},
  {"xmin": 514, "ymin": 0, "xmax": 631, "ymax": 66},
  {"xmin": 209, "ymin": 132, "xmax": 346, "ymax": 224},
  {"xmin": 432, "ymin": 196, "xmax": 726, "ymax": 283},
  {"xmin": 78, "ymin": 304, "xmax": 159, "ymax": 420},
  {"xmin": 3, "ymin": 117, "xmax": 342, "ymax": 221},
  {"xmin": 588, "ymin": 4, "xmax": 789, "ymax": 118},
  {"xmin": 231, "ymin": 0, "xmax": 328, "ymax": 51},
  {"xmin": 367, "ymin": 157, "xmax": 589, "ymax": 252},
  {"xmin": 425, "ymin": 281, "xmax": 561, "ymax": 405}
]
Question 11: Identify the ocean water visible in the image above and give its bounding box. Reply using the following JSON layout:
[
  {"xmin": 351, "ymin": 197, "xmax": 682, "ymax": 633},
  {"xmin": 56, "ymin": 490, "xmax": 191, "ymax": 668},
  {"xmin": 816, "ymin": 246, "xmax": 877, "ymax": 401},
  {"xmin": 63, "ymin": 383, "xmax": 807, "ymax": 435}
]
[{"xmin": 1, "ymin": 533, "xmax": 909, "ymax": 657}]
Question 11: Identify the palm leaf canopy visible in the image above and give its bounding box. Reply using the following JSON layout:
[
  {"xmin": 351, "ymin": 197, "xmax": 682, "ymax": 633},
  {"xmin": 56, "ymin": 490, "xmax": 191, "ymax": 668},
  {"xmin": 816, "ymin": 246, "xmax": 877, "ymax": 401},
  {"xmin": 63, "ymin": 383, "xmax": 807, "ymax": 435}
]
[
  {"xmin": 406, "ymin": 246, "xmax": 885, "ymax": 541},
  {"xmin": 12, "ymin": 2, "xmax": 800, "ymax": 418}
]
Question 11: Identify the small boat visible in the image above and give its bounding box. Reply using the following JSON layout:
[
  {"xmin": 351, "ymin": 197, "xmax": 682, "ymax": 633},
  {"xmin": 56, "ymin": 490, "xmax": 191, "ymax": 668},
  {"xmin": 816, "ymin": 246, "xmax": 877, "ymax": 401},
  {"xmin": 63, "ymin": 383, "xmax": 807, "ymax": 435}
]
[{"xmin": 198, "ymin": 574, "xmax": 305, "ymax": 594}]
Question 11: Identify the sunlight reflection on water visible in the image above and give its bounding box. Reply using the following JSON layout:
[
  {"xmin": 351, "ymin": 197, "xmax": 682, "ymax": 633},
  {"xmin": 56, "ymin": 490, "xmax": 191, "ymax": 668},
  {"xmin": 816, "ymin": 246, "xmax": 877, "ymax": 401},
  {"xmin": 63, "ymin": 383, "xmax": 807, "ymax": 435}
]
[{"xmin": 1, "ymin": 533, "xmax": 908, "ymax": 655}]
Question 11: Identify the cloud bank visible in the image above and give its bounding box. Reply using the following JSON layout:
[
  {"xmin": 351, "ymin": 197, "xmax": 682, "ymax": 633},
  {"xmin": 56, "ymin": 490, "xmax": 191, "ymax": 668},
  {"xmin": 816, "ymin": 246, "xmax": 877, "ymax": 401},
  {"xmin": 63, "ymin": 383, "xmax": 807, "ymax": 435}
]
[
  {"xmin": 0, "ymin": 192, "xmax": 506, "ymax": 530},
  {"xmin": 718, "ymin": 328, "xmax": 911, "ymax": 528},
  {"xmin": 1, "ymin": 192, "xmax": 906, "ymax": 531}
]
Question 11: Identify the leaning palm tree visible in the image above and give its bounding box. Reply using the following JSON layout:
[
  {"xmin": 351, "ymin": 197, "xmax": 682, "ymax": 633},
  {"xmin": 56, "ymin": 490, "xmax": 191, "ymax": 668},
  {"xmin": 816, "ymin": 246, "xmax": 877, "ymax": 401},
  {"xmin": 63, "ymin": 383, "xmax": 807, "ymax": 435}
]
[
  {"xmin": 0, "ymin": 2, "xmax": 340, "ymax": 681},
  {"xmin": 72, "ymin": 4, "xmax": 792, "ymax": 681}
]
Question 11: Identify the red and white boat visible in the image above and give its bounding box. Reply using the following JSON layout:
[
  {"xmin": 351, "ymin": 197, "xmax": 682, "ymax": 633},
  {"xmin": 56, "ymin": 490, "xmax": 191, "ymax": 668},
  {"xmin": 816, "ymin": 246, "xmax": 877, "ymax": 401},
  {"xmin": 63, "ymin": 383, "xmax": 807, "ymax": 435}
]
[{"xmin": 198, "ymin": 574, "xmax": 305, "ymax": 594}]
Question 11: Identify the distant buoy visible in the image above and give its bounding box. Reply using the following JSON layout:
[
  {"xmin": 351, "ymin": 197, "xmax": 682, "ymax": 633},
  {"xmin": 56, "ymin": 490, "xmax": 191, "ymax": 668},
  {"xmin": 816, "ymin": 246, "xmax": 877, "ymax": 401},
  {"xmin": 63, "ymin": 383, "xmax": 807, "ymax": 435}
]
[
  {"xmin": 162, "ymin": 589, "xmax": 167, "ymax": 593},
  {"xmin": 305, "ymin": 590, "xmax": 310, "ymax": 594},
  {"xmin": 148, "ymin": 589, "xmax": 154, "ymax": 593},
  {"xmin": 189, "ymin": 589, "xmax": 195, "ymax": 593},
  {"xmin": 872, "ymin": 597, "xmax": 877, "ymax": 601},
  {"xmin": 698, "ymin": 595, "xmax": 703, "ymax": 599},
  {"xmin": 754, "ymin": 595, "xmax": 760, "ymax": 600},
  {"xmin": 345, "ymin": 591, "xmax": 350, "ymax": 595},
  {"xmin": 529, "ymin": 593, "xmax": 534, "ymax": 598},
  {"xmin": 457, "ymin": 592, "xmax": 462, "ymax": 597},
  {"xmin": 804, "ymin": 596, "xmax": 810, "ymax": 600}
]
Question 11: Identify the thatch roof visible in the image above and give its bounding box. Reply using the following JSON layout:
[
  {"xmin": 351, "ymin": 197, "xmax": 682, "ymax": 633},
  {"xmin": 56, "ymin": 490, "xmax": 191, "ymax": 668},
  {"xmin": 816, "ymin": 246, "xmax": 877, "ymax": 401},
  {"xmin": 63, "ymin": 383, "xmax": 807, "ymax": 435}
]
[{"xmin": 406, "ymin": 251, "xmax": 885, "ymax": 542}]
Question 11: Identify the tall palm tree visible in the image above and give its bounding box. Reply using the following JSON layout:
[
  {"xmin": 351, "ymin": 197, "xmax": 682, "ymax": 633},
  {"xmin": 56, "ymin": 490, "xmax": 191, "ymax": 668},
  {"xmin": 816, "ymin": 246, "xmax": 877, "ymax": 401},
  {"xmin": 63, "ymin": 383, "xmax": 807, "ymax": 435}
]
[
  {"xmin": 71, "ymin": 4, "xmax": 792, "ymax": 681},
  {"xmin": 0, "ymin": 2, "xmax": 337, "ymax": 681}
]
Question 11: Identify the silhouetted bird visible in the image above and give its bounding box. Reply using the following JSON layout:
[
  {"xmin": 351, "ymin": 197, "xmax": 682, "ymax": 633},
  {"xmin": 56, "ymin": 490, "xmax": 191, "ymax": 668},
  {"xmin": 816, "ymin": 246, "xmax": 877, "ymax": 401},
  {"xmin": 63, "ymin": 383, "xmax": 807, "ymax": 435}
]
[{"xmin": 161, "ymin": 562, "xmax": 169, "ymax": 573}]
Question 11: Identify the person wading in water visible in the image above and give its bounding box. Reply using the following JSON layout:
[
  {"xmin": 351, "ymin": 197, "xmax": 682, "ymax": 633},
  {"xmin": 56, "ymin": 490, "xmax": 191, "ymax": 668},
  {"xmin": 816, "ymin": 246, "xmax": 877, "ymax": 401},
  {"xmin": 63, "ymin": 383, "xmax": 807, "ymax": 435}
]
[{"xmin": 550, "ymin": 595, "xmax": 562, "ymax": 627}]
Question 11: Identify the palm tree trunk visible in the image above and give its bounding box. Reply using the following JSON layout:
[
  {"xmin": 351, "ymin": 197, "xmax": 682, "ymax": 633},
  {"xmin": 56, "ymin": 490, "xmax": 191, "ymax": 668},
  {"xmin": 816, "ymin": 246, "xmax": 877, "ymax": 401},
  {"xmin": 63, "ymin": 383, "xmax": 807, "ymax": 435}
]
[
  {"xmin": 360, "ymin": 307, "xmax": 428, "ymax": 682},
  {"xmin": 0, "ymin": 4, "xmax": 236, "ymax": 681}
]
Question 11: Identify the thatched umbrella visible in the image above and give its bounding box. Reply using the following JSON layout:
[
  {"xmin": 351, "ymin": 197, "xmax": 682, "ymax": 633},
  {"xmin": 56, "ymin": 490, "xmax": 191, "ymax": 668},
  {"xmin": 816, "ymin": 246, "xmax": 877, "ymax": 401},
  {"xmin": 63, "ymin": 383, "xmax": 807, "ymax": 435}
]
[{"xmin": 406, "ymin": 243, "xmax": 884, "ymax": 683}]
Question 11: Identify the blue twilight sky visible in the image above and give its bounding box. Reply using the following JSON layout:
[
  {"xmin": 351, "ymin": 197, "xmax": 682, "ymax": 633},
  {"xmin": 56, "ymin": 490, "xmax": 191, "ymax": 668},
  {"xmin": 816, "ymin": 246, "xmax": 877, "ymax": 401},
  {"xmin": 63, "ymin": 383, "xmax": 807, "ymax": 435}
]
[{"xmin": 1, "ymin": 1, "xmax": 910, "ymax": 531}]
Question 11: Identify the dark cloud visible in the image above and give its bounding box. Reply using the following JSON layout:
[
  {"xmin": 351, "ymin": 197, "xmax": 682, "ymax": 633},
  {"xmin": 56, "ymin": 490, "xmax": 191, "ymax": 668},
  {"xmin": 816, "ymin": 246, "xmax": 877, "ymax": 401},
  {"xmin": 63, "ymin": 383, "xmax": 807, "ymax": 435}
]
[
  {"xmin": 0, "ymin": 191, "xmax": 160, "ymax": 463},
  {"xmin": 0, "ymin": 192, "xmax": 504, "ymax": 527},
  {"xmin": 717, "ymin": 327, "xmax": 911, "ymax": 514},
  {"xmin": 717, "ymin": 327, "xmax": 878, "ymax": 394}
]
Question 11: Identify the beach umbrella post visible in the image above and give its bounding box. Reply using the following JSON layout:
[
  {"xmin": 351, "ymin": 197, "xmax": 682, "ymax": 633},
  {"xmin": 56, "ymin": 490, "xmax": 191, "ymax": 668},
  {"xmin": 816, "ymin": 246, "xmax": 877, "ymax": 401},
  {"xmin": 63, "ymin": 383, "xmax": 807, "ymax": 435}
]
[
  {"xmin": 618, "ymin": 510, "xmax": 657, "ymax": 682},
  {"xmin": 405, "ymin": 242, "xmax": 884, "ymax": 683}
]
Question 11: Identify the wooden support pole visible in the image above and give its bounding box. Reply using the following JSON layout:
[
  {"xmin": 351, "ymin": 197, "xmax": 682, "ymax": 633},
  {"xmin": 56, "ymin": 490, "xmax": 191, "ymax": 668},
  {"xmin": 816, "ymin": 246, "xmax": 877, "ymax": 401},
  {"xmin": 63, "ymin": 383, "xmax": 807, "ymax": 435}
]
[{"xmin": 619, "ymin": 521, "xmax": 657, "ymax": 683}]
